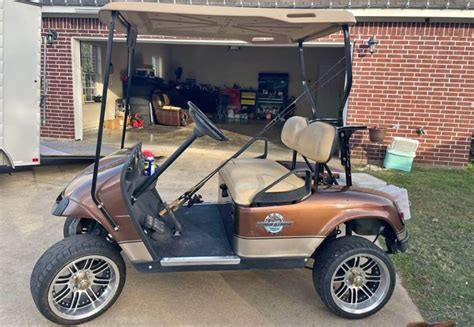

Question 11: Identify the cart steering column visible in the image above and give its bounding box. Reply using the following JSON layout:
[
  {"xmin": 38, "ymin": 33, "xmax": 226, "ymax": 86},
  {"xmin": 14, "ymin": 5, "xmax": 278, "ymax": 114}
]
[{"xmin": 132, "ymin": 102, "xmax": 228, "ymax": 202}]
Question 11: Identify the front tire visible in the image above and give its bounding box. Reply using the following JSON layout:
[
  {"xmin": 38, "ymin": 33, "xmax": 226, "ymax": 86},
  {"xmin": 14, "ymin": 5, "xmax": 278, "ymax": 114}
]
[
  {"xmin": 30, "ymin": 234, "xmax": 126, "ymax": 325},
  {"xmin": 313, "ymin": 236, "xmax": 396, "ymax": 319}
]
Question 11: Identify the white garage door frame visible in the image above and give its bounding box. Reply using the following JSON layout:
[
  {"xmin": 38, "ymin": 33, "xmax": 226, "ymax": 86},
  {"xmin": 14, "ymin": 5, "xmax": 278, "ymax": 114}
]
[{"xmin": 72, "ymin": 36, "xmax": 346, "ymax": 140}]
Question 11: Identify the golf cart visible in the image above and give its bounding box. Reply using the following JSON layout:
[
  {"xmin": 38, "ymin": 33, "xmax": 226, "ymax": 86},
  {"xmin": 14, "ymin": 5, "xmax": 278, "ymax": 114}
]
[{"xmin": 30, "ymin": 3, "xmax": 409, "ymax": 325}]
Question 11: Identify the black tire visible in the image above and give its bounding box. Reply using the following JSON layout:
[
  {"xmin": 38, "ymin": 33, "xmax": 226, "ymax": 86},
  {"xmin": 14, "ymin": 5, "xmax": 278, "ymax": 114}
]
[
  {"xmin": 30, "ymin": 234, "xmax": 126, "ymax": 325},
  {"xmin": 313, "ymin": 236, "xmax": 396, "ymax": 319}
]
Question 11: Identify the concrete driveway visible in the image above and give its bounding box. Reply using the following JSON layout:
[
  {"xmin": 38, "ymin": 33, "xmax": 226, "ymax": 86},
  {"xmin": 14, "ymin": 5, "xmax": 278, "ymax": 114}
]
[{"xmin": 0, "ymin": 142, "xmax": 423, "ymax": 326}]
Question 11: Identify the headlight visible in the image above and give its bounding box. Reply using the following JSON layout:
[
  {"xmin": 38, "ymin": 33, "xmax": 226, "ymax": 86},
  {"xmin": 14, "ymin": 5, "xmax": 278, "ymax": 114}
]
[{"xmin": 51, "ymin": 193, "xmax": 69, "ymax": 216}]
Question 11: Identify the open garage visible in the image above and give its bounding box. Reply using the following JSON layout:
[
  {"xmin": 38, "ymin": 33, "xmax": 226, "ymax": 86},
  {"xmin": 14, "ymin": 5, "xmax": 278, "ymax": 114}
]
[{"xmin": 76, "ymin": 39, "xmax": 346, "ymax": 142}]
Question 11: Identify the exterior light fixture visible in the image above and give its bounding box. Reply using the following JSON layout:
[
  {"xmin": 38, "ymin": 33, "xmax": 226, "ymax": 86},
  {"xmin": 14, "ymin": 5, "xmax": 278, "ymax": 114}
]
[
  {"xmin": 367, "ymin": 35, "xmax": 379, "ymax": 54},
  {"xmin": 46, "ymin": 30, "xmax": 58, "ymax": 44}
]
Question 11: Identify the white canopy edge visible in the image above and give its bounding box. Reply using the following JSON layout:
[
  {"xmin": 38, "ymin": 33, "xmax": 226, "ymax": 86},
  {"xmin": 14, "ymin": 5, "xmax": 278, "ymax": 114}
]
[{"xmin": 99, "ymin": 3, "xmax": 356, "ymax": 44}]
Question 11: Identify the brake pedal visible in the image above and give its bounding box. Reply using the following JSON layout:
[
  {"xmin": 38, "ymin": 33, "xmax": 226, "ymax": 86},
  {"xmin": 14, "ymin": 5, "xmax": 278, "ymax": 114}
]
[
  {"xmin": 163, "ymin": 202, "xmax": 183, "ymax": 236},
  {"xmin": 145, "ymin": 215, "xmax": 165, "ymax": 233}
]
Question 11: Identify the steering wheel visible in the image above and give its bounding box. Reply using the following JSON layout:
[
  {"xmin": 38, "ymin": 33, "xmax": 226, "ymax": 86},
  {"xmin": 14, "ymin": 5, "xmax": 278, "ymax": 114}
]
[{"xmin": 187, "ymin": 101, "xmax": 228, "ymax": 142}]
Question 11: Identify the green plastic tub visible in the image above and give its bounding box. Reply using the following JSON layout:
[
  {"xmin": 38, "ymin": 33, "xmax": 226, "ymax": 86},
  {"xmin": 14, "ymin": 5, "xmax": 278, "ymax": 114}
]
[{"xmin": 383, "ymin": 149, "xmax": 416, "ymax": 172}]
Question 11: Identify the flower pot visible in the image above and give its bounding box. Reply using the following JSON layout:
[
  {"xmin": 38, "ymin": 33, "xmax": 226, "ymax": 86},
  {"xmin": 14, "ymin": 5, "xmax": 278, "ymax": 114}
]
[{"xmin": 369, "ymin": 128, "xmax": 387, "ymax": 143}]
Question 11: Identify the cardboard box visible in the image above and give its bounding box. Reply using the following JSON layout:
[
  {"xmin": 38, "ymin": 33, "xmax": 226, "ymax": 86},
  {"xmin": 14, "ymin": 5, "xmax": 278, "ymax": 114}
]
[{"xmin": 104, "ymin": 118, "xmax": 120, "ymax": 129}]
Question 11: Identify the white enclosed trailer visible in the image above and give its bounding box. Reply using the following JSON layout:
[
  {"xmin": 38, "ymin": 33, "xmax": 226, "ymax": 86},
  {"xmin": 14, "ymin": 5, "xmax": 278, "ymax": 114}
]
[{"xmin": 0, "ymin": 0, "xmax": 42, "ymax": 168}]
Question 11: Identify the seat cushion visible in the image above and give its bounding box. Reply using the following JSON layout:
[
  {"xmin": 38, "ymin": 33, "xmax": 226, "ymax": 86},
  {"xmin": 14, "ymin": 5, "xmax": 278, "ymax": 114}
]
[{"xmin": 219, "ymin": 158, "xmax": 305, "ymax": 206}]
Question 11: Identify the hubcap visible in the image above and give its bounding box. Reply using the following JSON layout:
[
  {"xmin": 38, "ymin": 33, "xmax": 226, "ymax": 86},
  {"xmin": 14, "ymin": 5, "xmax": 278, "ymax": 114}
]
[
  {"xmin": 72, "ymin": 271, "xmax": 93, "ymax": 290},
  {"xmin": 330, "ymin": 254, "xmax": 390, "ymax": 314},
  {"xmin": 47, "ymin": 255, "xmax": 119, "ymax": 320}
]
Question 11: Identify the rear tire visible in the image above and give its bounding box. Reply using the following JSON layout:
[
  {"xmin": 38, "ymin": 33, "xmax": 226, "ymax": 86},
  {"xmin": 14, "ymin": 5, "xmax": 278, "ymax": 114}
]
[
  {"xmin": 30, "ymin": 234, "xmax": 126, "ymax": 325},
  {"xmin": 313, "ymin": 236, "xmax": 395, "ymax": 319}
]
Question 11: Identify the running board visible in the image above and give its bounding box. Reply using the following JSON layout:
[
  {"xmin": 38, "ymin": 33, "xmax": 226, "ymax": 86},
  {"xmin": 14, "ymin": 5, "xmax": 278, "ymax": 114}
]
[{"xmin": 160, "ymin": 256, "xmax": 241, "ymax": 267}]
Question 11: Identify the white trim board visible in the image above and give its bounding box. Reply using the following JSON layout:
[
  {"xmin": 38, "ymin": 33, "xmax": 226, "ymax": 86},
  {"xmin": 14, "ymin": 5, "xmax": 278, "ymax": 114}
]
[
  {"xmin": 42, "ymin": 6, "xmax": 474, "ymax": 23},
  {"xmin": 72, "ymin": 38, "xmax": 82, "ymax": 140}
]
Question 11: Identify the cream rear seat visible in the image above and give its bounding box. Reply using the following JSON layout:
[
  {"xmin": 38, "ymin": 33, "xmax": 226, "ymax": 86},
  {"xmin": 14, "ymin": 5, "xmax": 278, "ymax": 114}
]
[{"xmin": 219, "ymin": 117, "xmax": 336, "ymax": 206}]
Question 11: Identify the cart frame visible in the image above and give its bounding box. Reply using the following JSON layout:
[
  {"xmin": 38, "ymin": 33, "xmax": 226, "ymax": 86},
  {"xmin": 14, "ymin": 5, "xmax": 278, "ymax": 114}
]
[{"xmin": 92, "ymin": 5, "xmax": 358, "ymax": 230}]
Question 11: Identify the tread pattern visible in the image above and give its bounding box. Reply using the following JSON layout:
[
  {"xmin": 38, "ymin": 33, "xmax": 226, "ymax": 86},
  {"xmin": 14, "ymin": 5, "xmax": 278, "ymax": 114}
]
[
  {"xmin": 30, "ymin": 234, "xmax": 126, "ymax": 325},
  {"xmin": 313, "ymin": 236, "xmax": 396, "ymax": 319}
]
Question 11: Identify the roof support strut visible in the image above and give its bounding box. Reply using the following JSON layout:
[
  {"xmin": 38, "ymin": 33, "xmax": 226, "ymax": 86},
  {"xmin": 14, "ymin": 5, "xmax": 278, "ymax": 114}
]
[
  {"xmin": 338, "ymin": 24, "xmax": 358, "ymax": 187},
  {"xmin": 339, "ymin": 24, "xmax": 353, "ymax": 125},
  {"xmin": 91, "ymin": 11, "xmax": 120, "ymax": 231},
  {"xmin": 121, "ymin": 25, "xmax": 137, "ymax": 149},
  {"xmin": 298, "ymin": 41, "xmax": 317, "ymax": 120}
]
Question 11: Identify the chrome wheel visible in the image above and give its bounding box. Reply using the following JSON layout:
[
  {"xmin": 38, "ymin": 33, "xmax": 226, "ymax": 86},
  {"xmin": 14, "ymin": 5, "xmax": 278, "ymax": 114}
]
[
  {"xmin": 47, "ymin": 255, "xmax": 120, "ymax": 321},
  {"xmin": 330, "ymin": 254, "xmax": 390, "ymax": 315}
]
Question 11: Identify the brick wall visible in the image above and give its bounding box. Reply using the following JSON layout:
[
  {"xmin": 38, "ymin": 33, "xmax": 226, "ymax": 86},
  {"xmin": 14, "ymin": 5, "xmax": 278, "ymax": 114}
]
[
  {"xmin": 41, "ymin": 18, "xmax": 109, "ymax": 139},
  {"xmin": 345, "ymin": 22, "xmax": 474, "ymax": 167},
  {"xmin": 41, "ymin": 17, "xmax": 474, "ymax": 167}
]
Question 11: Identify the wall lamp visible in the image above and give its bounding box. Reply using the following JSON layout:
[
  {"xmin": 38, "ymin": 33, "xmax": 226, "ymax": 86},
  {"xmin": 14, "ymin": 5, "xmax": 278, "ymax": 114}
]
[
  {"xmin": 367, "ymin": 35, "xmax": 379, "ymax": 54},
  {"xmin": 46, "ymin": 30, "xmax": 58, "ymax": 44}
]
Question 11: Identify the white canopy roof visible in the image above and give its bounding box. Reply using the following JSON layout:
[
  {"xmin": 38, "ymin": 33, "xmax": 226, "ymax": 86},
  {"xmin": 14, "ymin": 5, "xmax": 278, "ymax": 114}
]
[{"xmin": 99, "ymin": 3, "xmax": 356, "ymax": 44}]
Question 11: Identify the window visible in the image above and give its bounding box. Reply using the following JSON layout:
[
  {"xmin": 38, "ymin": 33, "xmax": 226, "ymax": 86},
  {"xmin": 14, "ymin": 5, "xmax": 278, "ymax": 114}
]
[
  {"xmin": 80, "ymin": 43, "xmax": 100, "ymax": 103},
  {"xmin": 152, "ymin": 55, "xmax": 163, "ymax": 78}
]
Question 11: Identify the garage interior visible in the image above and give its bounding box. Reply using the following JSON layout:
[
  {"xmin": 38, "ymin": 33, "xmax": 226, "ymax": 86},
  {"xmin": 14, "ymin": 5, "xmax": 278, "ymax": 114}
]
[{"xmin": 78, "ymin": 40, "xmax": 346, "ymax": 146}]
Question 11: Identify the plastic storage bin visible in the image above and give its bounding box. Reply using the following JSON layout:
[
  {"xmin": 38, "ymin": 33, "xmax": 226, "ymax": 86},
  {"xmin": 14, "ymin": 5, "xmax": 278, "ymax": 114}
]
[
  {"xmin": 384, "ymin": 149, "xmax": 416, "ymax": 172},
  {"xmin": 389, "ymin": 137, "xmax": 419, "ymax": 154},
  {"xmin": 383, "ymin": 137, "xmax": 419, "ymax": 172}
]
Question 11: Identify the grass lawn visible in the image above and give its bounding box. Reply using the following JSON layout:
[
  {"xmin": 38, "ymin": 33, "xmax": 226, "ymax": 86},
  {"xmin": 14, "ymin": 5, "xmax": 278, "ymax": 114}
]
[{"xmin": 368, "ymin": 167, "xmax": 474, "ymax": 326}]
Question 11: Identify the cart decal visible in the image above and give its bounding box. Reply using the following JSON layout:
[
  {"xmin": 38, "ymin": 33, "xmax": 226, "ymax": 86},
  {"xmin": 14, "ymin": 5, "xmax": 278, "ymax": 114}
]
[{"xmin": 256, "ymin": 213, "xmax": 293, "ymax": 235}]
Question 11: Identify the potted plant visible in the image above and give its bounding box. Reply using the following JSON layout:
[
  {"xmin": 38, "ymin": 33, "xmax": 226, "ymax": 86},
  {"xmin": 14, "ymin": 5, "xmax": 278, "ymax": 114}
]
[{"xmin": 369, "ymin": 126, "xmax": 387, "ymax": 143}]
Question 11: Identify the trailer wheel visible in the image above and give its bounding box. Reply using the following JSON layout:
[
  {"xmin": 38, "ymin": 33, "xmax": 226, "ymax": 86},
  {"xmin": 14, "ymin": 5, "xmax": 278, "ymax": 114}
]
[
  {"xmin": 313, "ymin": 236, "xmax": 395, "ymax": 319},
  {"xmin": 30, "ymin": 234, "xmax": 126, "ymax": 325}
]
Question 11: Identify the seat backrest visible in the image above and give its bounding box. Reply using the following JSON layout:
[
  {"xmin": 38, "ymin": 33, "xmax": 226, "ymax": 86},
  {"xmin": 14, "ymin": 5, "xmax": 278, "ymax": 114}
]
[
  {"xmin": 151, "ymin": 92, "xmax": 171, "ymax": 110},
  {"xmin": 281, "ymin": 117, "xmax": 336, "ymax": 163},
  {"xmin": 151, "ymin": 91, "xmax": 164, "ymax": 109},
  {"xmin": 281, "ymin": 116, "xmax": 308, "ymax": 149},
  {"xmin": 294, "ymin": 122, "xmax": 336, "ymax": 163},
  {"xmin": 162, "ymin": 94, "xmax": 171, "ymax": 106}
]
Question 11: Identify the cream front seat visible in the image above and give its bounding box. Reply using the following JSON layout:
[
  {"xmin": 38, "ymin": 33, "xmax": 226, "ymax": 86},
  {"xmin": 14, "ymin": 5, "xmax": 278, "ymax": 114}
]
[
  {"xmin": 219, "ymin": 117, "xmax": 336, "ymax": 206},
  {"xmin": 219, "ymin": 158, "xmax": 305, "ymax": 206}
]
